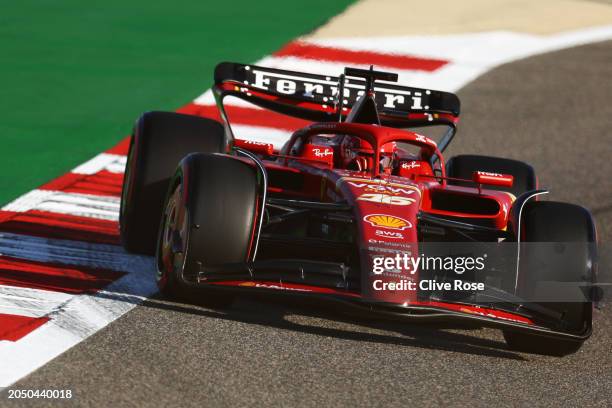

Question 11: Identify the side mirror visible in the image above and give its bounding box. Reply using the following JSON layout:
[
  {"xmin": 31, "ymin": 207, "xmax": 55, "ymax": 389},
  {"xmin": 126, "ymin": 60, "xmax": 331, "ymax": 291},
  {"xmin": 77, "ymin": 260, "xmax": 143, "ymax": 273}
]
[
  {"xmin": 233, "ymin": 139, "xmax": 274, "ymax": 156},
  {"xmin": 472, "ymin": 171, "xmax": 514, "ymax": 188}
]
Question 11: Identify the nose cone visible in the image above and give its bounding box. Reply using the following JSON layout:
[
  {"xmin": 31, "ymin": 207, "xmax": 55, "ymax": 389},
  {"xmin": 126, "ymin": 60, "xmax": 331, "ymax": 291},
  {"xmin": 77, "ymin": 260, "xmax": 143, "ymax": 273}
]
[{"xmin": 336, "ymin": 174, "xmax": 422, "ymax": 304}]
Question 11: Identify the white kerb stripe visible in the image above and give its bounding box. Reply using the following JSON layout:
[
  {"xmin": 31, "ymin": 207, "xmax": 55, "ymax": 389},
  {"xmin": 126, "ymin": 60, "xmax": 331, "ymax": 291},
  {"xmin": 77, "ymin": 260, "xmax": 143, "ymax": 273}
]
[
  {"xmin": 71, "ymin": 153, "xmax": 126, "ymax": 175},
  {"xmin": 2, "ymin": 190, "xmax": 120, "ymax": 221}
]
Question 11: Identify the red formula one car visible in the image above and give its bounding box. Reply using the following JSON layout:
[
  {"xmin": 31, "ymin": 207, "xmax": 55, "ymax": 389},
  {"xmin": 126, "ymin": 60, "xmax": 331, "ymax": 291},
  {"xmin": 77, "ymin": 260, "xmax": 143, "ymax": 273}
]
[{"xmin": 120, "ymin": 62, "xmax": 598, "ymax": 355}]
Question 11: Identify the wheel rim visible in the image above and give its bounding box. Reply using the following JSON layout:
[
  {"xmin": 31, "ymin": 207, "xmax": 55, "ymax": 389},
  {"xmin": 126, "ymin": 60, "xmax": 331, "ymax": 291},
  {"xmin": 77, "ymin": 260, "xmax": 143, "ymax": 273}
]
[{"xmin": 157, "ymin": 183, "xmax": 189, "ymax": 288}]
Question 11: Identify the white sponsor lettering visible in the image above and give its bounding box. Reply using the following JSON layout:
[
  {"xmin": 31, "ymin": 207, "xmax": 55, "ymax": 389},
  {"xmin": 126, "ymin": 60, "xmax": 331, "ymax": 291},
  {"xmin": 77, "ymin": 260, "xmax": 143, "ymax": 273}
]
[
  {"xmin": 277, "ymin": 79, "xmax": 296, "ymax": 94},
  {"xmin": 247, "ymin": 70, "xmax": 426, "ymax": 111},
  {"xmin": 242, "ymin": 139, "xmax": 268, "ymax": 146},
  {"xmin": 375, "ymin": 229, "xmax": 404, "ymax": 239},
  {"xmin": 253, "ymin": 70, "xmax": 271, "ymax": 90},
  {"xmin": 414, "ymin": 134, "xmax": 437, "ymax": 146},
  {"xmin": 357, "ymin": 193, "xmax": 416, "ymax": 206},
  {"xmin": 312, "ymin": 148, "xmax": 333, "ymax": 158},
  {"xmin": 255, "ymin": 283, "xmax": 310, "ymax": 292},
  {"xmin": 384, "ymin": 94, "xmax": 405, "ymax": 108},
  {"xmin": 411, "ymin": 92, "xmax": 423, "ymax": 109},
  {"xmin": 348, "ymin": 182, "xmax": 416, "ymax": 196},
  {"xmin": 477, "ymin": 171, "xmax": 503, "ymax": 177},
  {"xmin": 401, "ymin": 161, "xmax": 421, "ymax": 170},
  {"xmin": 304, "ymin": 82, "xmax": 324, "ymax": 96}
]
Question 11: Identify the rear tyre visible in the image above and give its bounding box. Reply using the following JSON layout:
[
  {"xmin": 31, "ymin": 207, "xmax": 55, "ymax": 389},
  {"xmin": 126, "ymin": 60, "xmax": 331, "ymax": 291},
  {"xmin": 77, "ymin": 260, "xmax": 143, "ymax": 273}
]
[
  {"xmin": 156, "ymin": 153, "xmax": 260, "ymax": 308},
  {"xmin": 120, "ymin": 111, "xmax": 224, "ymax": 255},
  {"xmin": 446, "ymin": 154, "xmax": 536, "ymax": 197},
  {"xmin": 503, "ymin": 201, "xmax": 596, "ymax": 356}
]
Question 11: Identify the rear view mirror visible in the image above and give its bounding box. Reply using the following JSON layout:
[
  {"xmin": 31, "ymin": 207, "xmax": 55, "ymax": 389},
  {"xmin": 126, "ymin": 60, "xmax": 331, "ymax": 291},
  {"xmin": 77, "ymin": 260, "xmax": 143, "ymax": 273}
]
[
  {"xmin": 233, "ymin": 139, "xmax": 274, "ymax": 155},
  {"xmin": 472, "ymin": 171, "xmax": 514, "ymax": 188}
]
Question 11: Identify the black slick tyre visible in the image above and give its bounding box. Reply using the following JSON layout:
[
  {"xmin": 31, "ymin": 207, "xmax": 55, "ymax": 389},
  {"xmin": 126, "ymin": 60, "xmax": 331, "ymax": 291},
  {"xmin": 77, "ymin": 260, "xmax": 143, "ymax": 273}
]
[
  {"xmin": 156, "ymin": 153, "xmax": 260, "ymax": 308},
  {"xmin": 120, "ymin": 111, "xmax": 224, "ymax": 255}
]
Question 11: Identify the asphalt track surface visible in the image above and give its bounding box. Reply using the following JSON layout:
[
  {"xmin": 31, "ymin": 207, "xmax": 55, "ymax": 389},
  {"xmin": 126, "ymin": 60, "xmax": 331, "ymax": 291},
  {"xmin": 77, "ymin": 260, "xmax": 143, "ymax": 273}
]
[{"xmin": 3, "ymin": 42, "xmax": 612, "ymax": 408}]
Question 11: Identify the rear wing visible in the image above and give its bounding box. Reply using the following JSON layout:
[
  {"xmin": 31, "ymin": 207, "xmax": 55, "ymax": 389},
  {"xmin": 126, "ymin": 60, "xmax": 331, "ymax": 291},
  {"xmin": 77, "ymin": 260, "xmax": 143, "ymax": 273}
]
[{"xmin": 213, "ymin": 62, "xmax": 460, "ymax": 128}]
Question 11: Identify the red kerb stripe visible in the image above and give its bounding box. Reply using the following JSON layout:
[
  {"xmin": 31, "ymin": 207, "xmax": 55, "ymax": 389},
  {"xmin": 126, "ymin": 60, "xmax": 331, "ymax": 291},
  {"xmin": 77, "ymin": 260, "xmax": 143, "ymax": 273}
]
[
  {"xmin": 0, "ymin": 255, "xmax": 124, "ymax": 294},
  {"xmin": 0, "ymin": 210, "xmax": 119, "ymax": 244},
  {"xmin": 0, "ymin": 314, "xmax": 49, "ymax": 342},
  {"xmin": 105, "ymin": 137, "xmax": 130, "ymax": 156}
]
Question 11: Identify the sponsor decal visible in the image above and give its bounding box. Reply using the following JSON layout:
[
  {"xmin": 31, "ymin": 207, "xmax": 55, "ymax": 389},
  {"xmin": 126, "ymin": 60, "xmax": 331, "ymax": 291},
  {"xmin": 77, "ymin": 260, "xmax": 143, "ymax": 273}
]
[
  {"xmin": 242, "ymin": 140, "xmax": 267, "ymax": 147},
  {"xmin": 401, "ymin": 161, "xmax": 421, "ymax": 170},
  {"xmin": 339, "ymin": 172, "xmax": 369, "ymax": 179},
  {"xmin": 348, "ymin": 181, "xmax": 416, "ymax": 196},
  {"xmin": 357, "ymin": 193, "xmax": 416, "ymax": 206},
  {"xmin": 364, "ymin": 214, "xmax": 412, "ymax": 230},
  {"xmin": 415, "ymin": 134, "xmax": 437, "ymax": 146},
  {"xmin": 368, "ymin": 246, "xmax": 410, "ymax": 255},
  {"xmin": 473, "ymin": 171, "xmax": 514, "ymax": 187},
  {"xmin": 248, "ymin": 68, "xmax": 425, "ymax": 110},
  {"xmin": 239, "ymin": 282, "xmax": 311, "ymax": 292},
  {"xmin": 458, "ymin": 307, "xmax": 528, "ymax": 324},
  {"xmin": 375, "ymin": 229, "xmax": 404, "ymax": 239},
  {"xmin": 476, "ymin": 171, "xmax": 503, "ymax": 177},
  {"xmin": 337, "ymin": 177, "xmax": 422, "ymax": 196},
  {"xmin": 368, "ymin": 239, "xmax": 411, "ymax": 248},
  {"xmin": 234, "ymin": 139, "xmax": 274, "ymax": 155},
  {"xmin": 312, "ymin": 147, "xmax": 333, "ymax": 158}
]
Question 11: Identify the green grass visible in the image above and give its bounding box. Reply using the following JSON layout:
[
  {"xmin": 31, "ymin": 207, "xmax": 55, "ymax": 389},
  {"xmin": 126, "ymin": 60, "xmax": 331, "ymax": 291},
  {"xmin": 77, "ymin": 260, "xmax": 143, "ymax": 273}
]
[{"xmin": 0, "ymin": 0, "xmax": 353, "ymax": 204}]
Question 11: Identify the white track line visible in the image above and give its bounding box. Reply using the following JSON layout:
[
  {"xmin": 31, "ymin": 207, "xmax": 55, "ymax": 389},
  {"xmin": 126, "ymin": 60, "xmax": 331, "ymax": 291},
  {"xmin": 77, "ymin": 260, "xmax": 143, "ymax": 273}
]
[
  {"xmin": 0, "ymin": 286, "xmax": 72, "ymax": 318},
  {"xmin": 0, "ymin": 232, "xmax": 147, "ymax": 272}
]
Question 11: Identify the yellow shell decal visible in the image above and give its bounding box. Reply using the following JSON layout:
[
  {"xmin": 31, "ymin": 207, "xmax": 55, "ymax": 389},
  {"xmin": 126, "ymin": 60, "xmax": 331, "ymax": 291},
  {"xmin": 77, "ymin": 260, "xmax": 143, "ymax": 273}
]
[{"xmin": 363, "ymin": 214, "xmax": 412, "ymax": 230}]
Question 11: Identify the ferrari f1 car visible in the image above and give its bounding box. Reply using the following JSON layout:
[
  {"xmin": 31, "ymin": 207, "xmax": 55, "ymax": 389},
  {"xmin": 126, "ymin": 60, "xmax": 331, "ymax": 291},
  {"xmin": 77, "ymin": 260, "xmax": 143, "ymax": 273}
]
[{"xmin": 120, "ymin": 62, "xmax": 598, "ymax": 356}]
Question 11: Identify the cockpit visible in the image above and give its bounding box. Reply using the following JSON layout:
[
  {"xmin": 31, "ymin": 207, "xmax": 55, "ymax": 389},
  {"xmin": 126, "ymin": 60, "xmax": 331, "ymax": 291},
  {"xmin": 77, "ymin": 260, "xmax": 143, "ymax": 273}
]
[{"xmin": 286, "ymin": 131, "xmax": 436, "ymax": 180}]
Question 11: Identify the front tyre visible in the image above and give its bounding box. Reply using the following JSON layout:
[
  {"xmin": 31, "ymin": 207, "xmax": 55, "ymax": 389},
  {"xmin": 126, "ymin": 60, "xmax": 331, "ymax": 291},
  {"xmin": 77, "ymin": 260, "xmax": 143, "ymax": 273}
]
[
  {"xmin": 503, "ymin": 201, "xmax": 596, "ymax": 356},
  {"xmin": 156, "ymin": 153, "xmax": 260, "ymax": 307},
  {"xmin": 120, "ymin": 111, "xmax": 225, "ymax": 255}
]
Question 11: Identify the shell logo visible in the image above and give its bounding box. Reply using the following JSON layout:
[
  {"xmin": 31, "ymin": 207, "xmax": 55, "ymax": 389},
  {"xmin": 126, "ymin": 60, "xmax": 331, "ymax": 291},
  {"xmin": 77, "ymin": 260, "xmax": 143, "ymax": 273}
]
[{"xmin": 363, "ymin": 214, "xmax": 412, "ymax": 230}]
